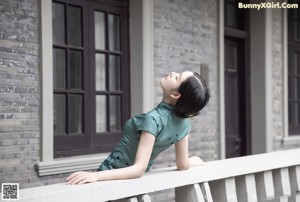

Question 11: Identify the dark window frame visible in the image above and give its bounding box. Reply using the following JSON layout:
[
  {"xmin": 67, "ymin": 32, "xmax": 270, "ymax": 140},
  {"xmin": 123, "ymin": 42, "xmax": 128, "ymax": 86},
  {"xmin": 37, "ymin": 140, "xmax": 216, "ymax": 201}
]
[
  {"xmin": 52, "ymin": 0, "xmax": 130, "ymax": 158},
  {"xmin": 288, "ymin": 0, "xmax": 300, "ymax": 135}
]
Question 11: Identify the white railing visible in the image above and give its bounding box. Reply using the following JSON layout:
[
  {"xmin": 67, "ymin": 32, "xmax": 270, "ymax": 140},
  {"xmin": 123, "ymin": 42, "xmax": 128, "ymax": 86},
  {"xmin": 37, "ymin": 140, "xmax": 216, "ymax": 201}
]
[{"xmin": 18, "ymin": 149, "xmax": 300, "ymax": 202}]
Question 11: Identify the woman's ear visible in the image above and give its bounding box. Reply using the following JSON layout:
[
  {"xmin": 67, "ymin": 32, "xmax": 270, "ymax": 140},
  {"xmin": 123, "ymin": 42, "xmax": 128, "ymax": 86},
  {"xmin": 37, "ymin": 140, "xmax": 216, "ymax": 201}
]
[{"xmin": 170, "ymin": 92, "xmax": 181, "ymax": 100}]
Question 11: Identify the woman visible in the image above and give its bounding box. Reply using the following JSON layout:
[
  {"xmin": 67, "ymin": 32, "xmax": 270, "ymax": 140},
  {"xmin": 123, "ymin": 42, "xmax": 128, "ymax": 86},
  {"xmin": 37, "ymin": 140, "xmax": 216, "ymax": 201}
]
[{"xmin": 66, "ymin": 71, "xmax": 210, "ymax": 185}]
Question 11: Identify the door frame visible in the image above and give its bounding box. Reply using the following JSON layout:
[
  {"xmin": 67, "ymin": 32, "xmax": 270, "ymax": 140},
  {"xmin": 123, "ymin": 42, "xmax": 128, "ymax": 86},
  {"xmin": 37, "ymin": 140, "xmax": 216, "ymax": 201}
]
[{"xmin": 219, "ymin": 0, "xmax": 252, "ymax": 159}]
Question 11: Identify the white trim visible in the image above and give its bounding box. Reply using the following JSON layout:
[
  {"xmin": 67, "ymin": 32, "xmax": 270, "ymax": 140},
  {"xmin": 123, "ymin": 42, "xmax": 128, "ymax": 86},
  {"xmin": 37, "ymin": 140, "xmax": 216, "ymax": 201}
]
[
  {"xmin": 282, "ymin": 1, "xmax": 289, "ymax": 140},
  {"xmin": 130, "ymin": 0, "xmax": 154, "ymax": 115},
  {"xmin": 265, "ymin": 8, "xmax": 273, "ymax": 152},
  {"xmin": 283, "ymin": 136, "xmax": 300, "ymax": 147},
  {"xmin": 40, "ymin": 0, "xmax": 53, "ymax": 162},
  {"xmin": 36, "ymin": 154, "xmax": 108, "ymax": 176},
  {"xmin": 250, "ymin": 6, "xmax": 273, "ymax": 154},
  {"xmin": 218, "ymin": 0, "xmax": 225, "ymax": 159},
  {"xmin": 142, "ymin": 0, "xmax": 154, "ymax": 112}
]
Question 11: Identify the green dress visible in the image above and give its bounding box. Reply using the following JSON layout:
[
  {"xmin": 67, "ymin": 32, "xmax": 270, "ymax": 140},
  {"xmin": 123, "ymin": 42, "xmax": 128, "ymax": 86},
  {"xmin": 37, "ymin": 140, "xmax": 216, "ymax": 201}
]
[{"xmin": 97, "ymin": 102, "xmax": 190, "ymax": 172}]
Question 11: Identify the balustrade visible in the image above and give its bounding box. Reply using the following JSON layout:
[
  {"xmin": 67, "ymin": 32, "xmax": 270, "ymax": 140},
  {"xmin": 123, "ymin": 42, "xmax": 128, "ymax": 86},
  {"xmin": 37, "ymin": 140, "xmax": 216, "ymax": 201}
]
[{"xmin": 14, "ymin": 149, "xmax": 300, "ymax": 202}]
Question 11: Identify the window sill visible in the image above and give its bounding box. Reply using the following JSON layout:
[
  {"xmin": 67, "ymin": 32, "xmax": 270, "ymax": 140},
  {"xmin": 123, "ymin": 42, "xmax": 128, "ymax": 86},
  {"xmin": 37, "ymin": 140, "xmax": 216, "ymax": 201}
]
[
  {"xmin": 282, "ymin": 135, "xmax": 300, "ymax": 147},
  {"xmin": 35, "ymin": 153, "xmax": 109, "ymax": 176}
]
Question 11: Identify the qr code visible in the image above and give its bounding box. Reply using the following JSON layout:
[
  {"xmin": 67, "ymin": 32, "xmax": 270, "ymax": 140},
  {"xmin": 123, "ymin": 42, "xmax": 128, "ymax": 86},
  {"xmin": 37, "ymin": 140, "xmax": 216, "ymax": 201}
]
[{"xmin": 1, "ymin": 183, "xmax": 19, "ymax": 201}]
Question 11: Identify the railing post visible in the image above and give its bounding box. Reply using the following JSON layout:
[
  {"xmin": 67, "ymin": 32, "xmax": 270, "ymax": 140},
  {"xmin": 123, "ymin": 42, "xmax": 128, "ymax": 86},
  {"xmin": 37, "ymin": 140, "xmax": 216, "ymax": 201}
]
[
  {"xmin": 199, "ymin": 182, "xmax": 213, "ymax": 202},
  {"xmin": 114, "ymin": 197, "xmax": 138, "ymax": 202},
  {"xmin": 113, "ymin": 195, "xmax": 151, "ymax": 202},
  {"xmin": 273, "ymin": 168, "xmax": 291, "ymax": 202},
  {"xmin": 136, "ymin": 194, "xmax": 151, "ymax": 202},
  {"xmin": 255, "ymin": 171, "xmax": 276, "ymax": 202},
  {"xmin": 289, "ymin": 165, "xmax": 300, "ymax": 202},
  {"xmin": 175, "ymin": 184, "xmax": 205, "ymax": 202},
  {"xmin": 236, "ymin": 174, "xmax": 258, "ymax": 202},
  {"xmin": 209, "ymin": 177, "xmax": 238, "ymax": 202}
]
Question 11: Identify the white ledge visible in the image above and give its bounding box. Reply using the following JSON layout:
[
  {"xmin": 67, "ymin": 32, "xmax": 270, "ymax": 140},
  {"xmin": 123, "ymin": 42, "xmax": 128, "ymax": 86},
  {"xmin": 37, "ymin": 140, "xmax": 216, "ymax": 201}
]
[
  {"xmin": 282, "ymin": 136, "xmax": 300, "ymax": 147},
  {"xmin": 22, "ymin": 149, "xmax": 300, "ymax": 202},
  {"xmin": 35, "ymin": 154, "xmax": 108, "ymax": 176}
]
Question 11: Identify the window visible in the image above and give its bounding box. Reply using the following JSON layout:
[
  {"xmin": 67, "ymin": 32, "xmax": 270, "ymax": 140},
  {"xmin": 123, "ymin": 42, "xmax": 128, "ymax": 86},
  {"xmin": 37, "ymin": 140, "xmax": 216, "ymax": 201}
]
[
  {"xmin": 288, "ymin": 0, "xmax": 300, "ymax": 135},
  {"xmin": 224, "ymin": 0, "xmax": 245, "ymax": 30},
  {"xmin": 52, "ymin": 0, "xmax": 130, "ymax": 157}
]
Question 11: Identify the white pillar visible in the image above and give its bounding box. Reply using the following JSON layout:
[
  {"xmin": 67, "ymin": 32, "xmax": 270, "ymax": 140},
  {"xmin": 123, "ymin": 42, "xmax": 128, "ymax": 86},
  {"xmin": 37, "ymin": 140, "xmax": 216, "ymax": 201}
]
[
  {"xmin": 199, "ymin": 182, "xmax": 213, "ymax": 202},
  {"xmin": 236, "ymin": 174, "xmax": 258, "ymax": 202},
  {"xmin": 136, "ymin": 195, "xmax": 151, "ymax": 202},
  {"xmin": 289, "ymin": 166, "xmax": 300, "ymax": 202},
  {"xmin": 273, "ymin": 168, "xmax": 291, "ymax": 198},
  {"xmin": 210, "ymin": 178, "xmax": 238, "ymax": 202},
  {"xmin": 175, "ymin": 184, "xmax": 205, "ymax": 202},
  {"xmin": 250, "ymin": 0, "xmax": 273, "ymax": 154},
  {"xmin": 114, "ymin": 197, "xmax": 138, "ymax": 202},
  {"xmin": 255, "ymin": 171, "xmax": 275, "ymax": 202},
  {"xmin": 114, "ymin": 195, "xmax": 151, "ymax": 202}
]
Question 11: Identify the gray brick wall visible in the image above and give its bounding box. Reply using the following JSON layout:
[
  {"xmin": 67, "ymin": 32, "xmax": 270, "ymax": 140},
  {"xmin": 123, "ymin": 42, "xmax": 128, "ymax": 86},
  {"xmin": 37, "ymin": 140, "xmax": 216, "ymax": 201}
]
[
  {"xmin": 152, "ymin": 0, "xmax": 219, "ymax": 167},
  {"xmin": 150, "ymin": 0, "xmax": 219, "ymax": 200},
  {"xmin": 0, "ymin": 0, "xmax": 69, "ymax": 188},
  {"xmin": 272, "ymin": 4, "xmax": 285, "ymax": 150},
  {"xmin": 0, "ymin": 0, "xmax": 41, "ymax": 187}
]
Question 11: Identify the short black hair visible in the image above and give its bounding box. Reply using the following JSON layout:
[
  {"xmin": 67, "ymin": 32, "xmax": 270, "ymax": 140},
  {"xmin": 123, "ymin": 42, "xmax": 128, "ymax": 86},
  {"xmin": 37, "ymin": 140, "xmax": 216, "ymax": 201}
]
[{"xmin": 174, "ymin": 72, "xmax": 210, "ymax": 118}]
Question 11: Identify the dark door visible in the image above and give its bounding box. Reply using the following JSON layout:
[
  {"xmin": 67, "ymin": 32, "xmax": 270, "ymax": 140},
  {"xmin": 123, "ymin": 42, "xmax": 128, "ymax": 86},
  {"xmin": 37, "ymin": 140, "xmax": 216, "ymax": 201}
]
[
  {"xmin": 225, "ymin": 37, "xmax": 246, "ymax": 158},
  {"xmin": 224, "ymin": 0, "xmax": 250, "ymax": 158}
]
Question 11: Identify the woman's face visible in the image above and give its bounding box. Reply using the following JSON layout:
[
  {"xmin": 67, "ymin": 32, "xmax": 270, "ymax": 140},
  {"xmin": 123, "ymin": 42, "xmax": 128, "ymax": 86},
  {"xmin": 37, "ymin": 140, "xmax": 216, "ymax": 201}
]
[{"xmin": 160, "ymin": 71, "xmax": 193, "ymax": 93}]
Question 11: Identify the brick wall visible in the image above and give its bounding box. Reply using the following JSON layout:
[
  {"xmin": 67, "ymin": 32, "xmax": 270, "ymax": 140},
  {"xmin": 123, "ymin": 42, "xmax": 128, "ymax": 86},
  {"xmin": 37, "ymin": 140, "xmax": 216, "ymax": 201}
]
[
  {"xmin": 0, "ymin": 0, "xmax": 70, "ymax": 188},
  {"xmin": 272, "ymin": 6, "xmax": 285, "ymax": 151},
  {"xmin": 0, "ymin": 0, "xmax": 42, "ymax": 187},
  {"xmin": 150, "ymin": 0, "xmax": 219, "ymax": 201},
  {"xmin": 152, "ymin": 0, "xmax": 219, "ymax": 167}
]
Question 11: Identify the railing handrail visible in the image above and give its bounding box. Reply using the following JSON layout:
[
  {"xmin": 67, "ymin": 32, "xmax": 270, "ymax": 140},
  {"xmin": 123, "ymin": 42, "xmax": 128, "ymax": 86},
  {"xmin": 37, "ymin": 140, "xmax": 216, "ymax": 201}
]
[{"xmin": 18, "ymin": 148, "xmax": 300, "ymax": 202}]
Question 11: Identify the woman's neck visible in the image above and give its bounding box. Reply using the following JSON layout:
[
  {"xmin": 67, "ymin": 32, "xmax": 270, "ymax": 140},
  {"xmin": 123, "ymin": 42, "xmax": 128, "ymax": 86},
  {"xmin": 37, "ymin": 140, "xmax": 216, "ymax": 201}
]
[{"xmin": 162, "ymin": 96, "xmax": 177, "ymax": 106}]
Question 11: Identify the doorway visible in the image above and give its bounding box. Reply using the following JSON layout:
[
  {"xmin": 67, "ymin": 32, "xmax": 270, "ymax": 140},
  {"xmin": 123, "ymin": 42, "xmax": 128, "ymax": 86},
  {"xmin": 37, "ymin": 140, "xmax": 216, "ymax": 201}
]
[{"xmin": 224, "ymin": 0, "xmax": 251, "ymax": 158}]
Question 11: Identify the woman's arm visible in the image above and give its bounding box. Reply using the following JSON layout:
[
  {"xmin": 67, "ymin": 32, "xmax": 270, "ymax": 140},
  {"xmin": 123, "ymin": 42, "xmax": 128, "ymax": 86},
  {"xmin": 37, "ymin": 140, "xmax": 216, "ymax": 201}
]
[
  {"xmin": 175, "ymin": 135, "xmax": 205, "ymax": 171},
  {"xmin": 66, "ymin": 131, "xmax": 155, "ymax": 185}
]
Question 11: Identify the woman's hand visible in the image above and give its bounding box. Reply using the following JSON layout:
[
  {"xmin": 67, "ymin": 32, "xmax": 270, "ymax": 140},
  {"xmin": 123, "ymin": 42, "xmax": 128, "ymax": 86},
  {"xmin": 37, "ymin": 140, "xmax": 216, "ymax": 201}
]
[{"xmin": 66, "ymin": 171, "xmax": 99, "ymax": 185}]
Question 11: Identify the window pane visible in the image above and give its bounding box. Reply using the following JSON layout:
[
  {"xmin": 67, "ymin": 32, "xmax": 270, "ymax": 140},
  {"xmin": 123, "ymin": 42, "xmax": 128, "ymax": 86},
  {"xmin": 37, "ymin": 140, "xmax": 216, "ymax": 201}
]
[
  {"xmin": 298, "ymin": 78, "xmax": 300, "ymax": 100},
  {"xmin": 225, "ymin": 43, "xmax": 237, "ymax": 70},
  {"xmin": 289, "ymin": 101, "xmax": 292, "ymax": 125},
  {"xmin": 96, "ymin": 54, "xmax": 106, "ymax": 91},
  {"xmin": 69, "ymin": 50, "xmax": 82, "ymax": 89},
  {"xmin": 53, "ymin": 48, "xmax": 66, "ymax": 89},
  {"xmin": 288, "ymin": 51, "xmax": 292, "ymax": 74},
  {"xmin": 110, "ymin": 96, "xmax": 121, "ymax": 131},
  {"xmin": 52, "ymin": 2, "xmax": 65, "ymax": 44},
  {"xmin": 293, "ymin": 51, "xmax": 300, "ymax": 76},
  {"xmin": 69, "ymin": 95, "xmax": 83, "ymax": 134},
  {"xmin": 298, "ymin": 102, "xmax": 300, "ymax": 125},
  {"xmin": 54, "ymin": 94, "xmax": 66, "ymax": 134},
  {"xmin": 288, "ymin": 76, "xmax": 292, "ymax": 99},
  {"xmin": 297, "ymin": 20, "xmax": 300, "ymax": 40},
  {"xmin": 109, "ymin": 55, "xmax": 121, "ymax": 91},
  {"xmin": 108, "ymin": 14, "xmax": 120, "ymax": 51},
  {"xmin": 226, "ymin": 4, "xmax": 237, "ymax": 28},
  {"xmin": 294, "ymin": 20, "xmax": 299, "ymax": 40},
  {"xmin": 68, "ymin": 5, "xmax": 82, "ymax": 46},
  {"xmin": 95, "ymin": 11, "xmax": 106, "ymax": 50},
  {"xmin": 96, "ymin": 96, "xmax": 107, "ymax": 133}
]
